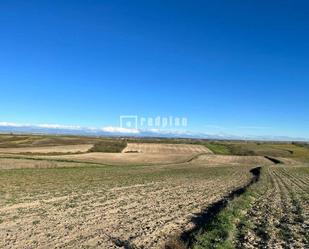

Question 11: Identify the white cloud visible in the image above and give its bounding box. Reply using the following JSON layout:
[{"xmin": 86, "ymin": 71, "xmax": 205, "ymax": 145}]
[
  {"xmin": 0, "ymin": 121, "xmax": 82, "ymax": 130},
  {"xmin": 237, "ymin": 126, "xmax": 271, "ymax": 130},
  {"xmin": 37, "ymin": 124, "xmax": 82, "ymax": 130},
  {"xmin": 101, "ymin": 126, "xmax": 140, "ymax": 134},
  {"xmin": 0, "ymin": 122, "xmax": 31, "ymax": 127}
]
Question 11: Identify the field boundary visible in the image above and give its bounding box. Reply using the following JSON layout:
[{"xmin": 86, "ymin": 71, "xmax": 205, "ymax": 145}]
[{"xmin": 264, "ymin": 156, "xmax": 283, "ymax": 164}]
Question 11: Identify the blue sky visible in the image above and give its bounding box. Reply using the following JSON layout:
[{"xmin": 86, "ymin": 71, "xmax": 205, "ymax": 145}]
[{"xmin": 0, "ymin": 1, "xmax": 309, "ymax": 138}]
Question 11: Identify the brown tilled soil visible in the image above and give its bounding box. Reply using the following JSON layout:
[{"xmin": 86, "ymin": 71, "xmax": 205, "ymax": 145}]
[
  {"xmin": 25, "ymin": 143, "xmax": 213, "ymax": 166},
  {"xmin": 0, "ymin": 161, "xmax": 255, "ymax": 249},
  {"xmin": 0, "ymin": 144, "xmax": 93, "ymax": 154},
  {"xmin": 193, "ymin": 154, "xmax": 275, "ymax": 166},
  {"xmin": 0, "ymin": 153, "xmax": 280, "ymax": 169},
  {"xmin": 32, "ymin": 152, "xmax": 196, "ymax": 166},
  {"xmin": 122, "ymin": 143, "xmax": 213, "ymax": 154},
  {"xmin": 0, "ymin": 158, "xmax": 88, "ymax": 169},
  {"xmin": 238, "ymin": 166, "xmax": 309, "ymax": 249},
  {"xmin": 0, "ymin": 143, "xmax": 213, "ymax": 167},
  {"xmin": 1, "ymin": 138, "xmax": 306, "ymax": 248}
]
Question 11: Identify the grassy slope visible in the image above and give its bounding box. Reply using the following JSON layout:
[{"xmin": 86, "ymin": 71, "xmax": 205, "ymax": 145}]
[
  {"xmin": 201, "ymin": 141, "xmax": 309, "ymax": 161},
  {"xmin": 88, "ymin": 140, "xmax": 127, "ymax": 153},
  {"xmin": 0, "ymin": 134, "xmax": 119, "ymax": 148},
  {"xmin": 192, "ymin": 169, "xmax": 264, "ymax": 249}
]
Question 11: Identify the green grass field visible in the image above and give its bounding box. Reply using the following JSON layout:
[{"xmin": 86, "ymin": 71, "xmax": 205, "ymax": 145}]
[{"xmin": 201, "ymin": 141, "xmax": 309, "ymax": 162}]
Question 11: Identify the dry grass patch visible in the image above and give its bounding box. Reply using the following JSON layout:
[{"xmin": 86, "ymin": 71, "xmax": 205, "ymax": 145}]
[{"xmin": 123, "ymin": 143, "xmax": 213, "ymax": 154}]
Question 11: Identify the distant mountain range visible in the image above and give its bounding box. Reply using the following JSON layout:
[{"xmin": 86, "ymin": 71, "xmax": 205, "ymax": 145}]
[{"xmin": 0, "ymin": 122, "xmax": 307, "ymax": 142}]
